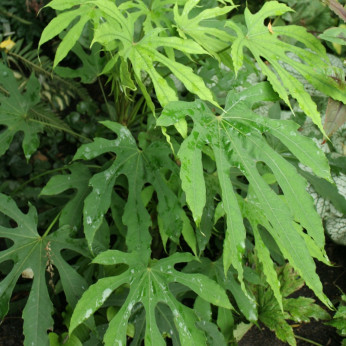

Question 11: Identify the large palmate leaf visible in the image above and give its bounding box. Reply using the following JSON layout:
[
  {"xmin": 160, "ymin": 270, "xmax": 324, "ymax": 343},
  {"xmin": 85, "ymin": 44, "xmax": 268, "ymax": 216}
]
[
  {"xmin": 40, "ymin": 0, "xmax": 217, "ymax": 108},
  {"xmin": 74, "ymin": 121, "xmax": 195, "ymax": 254},
  {"xmin": 70, "ymin": 250, "xmax": 231, "ymax": 345},
  {"xmin": 226, "ymin": 1, "xmax": 346, "ymax": 133},
  {"xmin": 0, "ymin": 194, "xmax": 89, "ymax": 346},
  {"xmin": 157, "ymin": 82, "xmax": 332, "ymax": 308}
]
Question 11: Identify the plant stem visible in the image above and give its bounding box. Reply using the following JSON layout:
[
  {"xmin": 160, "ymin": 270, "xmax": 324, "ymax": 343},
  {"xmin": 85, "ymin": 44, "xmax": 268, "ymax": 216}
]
[
  {"xmin": 28, "ymin": 112, "xmax": 91, "ymax": 142},
  {"xmin": 0, "ymin": 6, "xmax": 32, "ymax": 25},
  {"xmin": 98, "ymin": 76, "xmax": 114, "ymax": 120},
  {"xmin": 10, "ymin": 164, "xmax": 101, "ymax": 195},
  {"xmin": 294, "ymin": 334, "xmax": 323, "ymax": 346},
  {"xmin": 42, "ymin": 210, "xmax": 62, "ymax": 238},
  {"xmin": 11, "ymin": 166, "xmax": 69, "ymax": 196}
]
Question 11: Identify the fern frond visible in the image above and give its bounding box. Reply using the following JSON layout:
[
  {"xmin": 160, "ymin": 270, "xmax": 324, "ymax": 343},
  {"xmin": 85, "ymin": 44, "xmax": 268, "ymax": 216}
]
[
  {"xmin": 28, "ymin": 104, "xmax": 90, "ymax": 141},
  {"xmin": 7, "ymin": 39, "xmax": 89, "ymax": 101}
]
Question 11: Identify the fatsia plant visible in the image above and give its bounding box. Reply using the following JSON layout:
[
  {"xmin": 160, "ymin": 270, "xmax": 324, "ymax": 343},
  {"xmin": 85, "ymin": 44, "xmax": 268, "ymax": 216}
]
[{"xmin": 1, "ymin": 0, "xmax": 345, "ymax": 345}]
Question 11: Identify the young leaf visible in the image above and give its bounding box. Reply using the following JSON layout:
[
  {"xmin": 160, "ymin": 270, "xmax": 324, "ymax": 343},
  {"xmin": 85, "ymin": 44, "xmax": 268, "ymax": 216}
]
[
  {"xmin": 284, "ymin": 297, "xmax": 330, "ymax": 323},
  {"xmin": 70, "ymin": 251, "xmax": 231, "ymax": 345},
  {"xmin": 0, "ymin": 194, "xmax": 89, "ymax": 346},
  {"xmin": 254, "ymin": 263, "xmax": 330, "ymax": 346},
  {"xmin": 226, "ymin": 1, "xmax": 346, "ymax": 134},
  {"xmin": 157, "ymin": 82, "xmax": 332, "ymax": 308}
]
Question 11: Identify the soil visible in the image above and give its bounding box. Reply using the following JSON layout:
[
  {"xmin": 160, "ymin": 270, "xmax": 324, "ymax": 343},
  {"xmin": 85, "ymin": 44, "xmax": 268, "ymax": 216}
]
[
  {"xmin": 0, "ymin": 241, "xmax": 345, "ymax": 345},
  {"xmin": 0, "ymin": 316, "xmax": 24, "ymax": 346}
]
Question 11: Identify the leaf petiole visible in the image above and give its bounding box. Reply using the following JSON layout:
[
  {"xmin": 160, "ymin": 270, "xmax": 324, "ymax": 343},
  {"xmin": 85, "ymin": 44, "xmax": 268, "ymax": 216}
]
[
  {"xmin": 11, "ymin": 164, "xmax": 101, "ymax": 196},
  {"xmin": 42, "ymin": 210, "xmax": 62, "ymax": 239}
]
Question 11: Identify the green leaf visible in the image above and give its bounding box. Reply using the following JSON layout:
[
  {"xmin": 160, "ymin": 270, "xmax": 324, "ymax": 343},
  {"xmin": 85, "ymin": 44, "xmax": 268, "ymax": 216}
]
[
  {"xmin": 284, "ymin": 297, "xmax": 330, "ymax": 322},
  {"xmin": 184, "ymin": 258, "xmax": 257, "ymax": 322},
  {"xmin": 321, "ymin": 0, "xmax": 346, "ymax": 22},
  {"xmin": 178, "ymin": 133, "xmax": 206, "ymax": 225},
  {"xmin": 0, "ymin": 194, "xmax": 89, "ymax": 346},
  {"xmin": 43, "ymin": 0, "xmax": 83, "ymax": 11},
  {"xmin": 74, "ymin": 121, "xmax": 187, "ymax": 254},
  {"xmin": 259, "ymin": 309, "xmax": 296, "ymax": 346},
  {"xmin": 174, "ymin": 0, "xmax": 237, "ymax": 55},
  {"xmin": 127, "ymin": 34, "xmax": 217, "ymax": 106},
  {"xmin": 0, "ymin": 62, "xmax": 74, "ymax": 159},
  {"xmin": 255, "ymin": 263, "xmax": 330, "ymax": 346},
  {"xmin": 0, "ymin": 64, "xmax": 42, "ymax": 159},
  {"xmin": 226, "ymin": 1, "xmax": 346, "ymax": 134},
  {"xmin": 54, "ymin": 14, "xmax": 91, "ymax": 68},
  {"xmin": 118, "ymin": 0, "xmax": 175, "ymax": 35},
  {"xmin": 41, "ymin": 0, "xmax": 218, "ymax": 107},
  {"xmin": 196, "ymin": 321, "xmax": 227, "ymax": 346},
  {"xmin": 54, "ymin": 42, "xmax": 106, "ymax": 84},
  {"xmin": 324, "ymin": 98, "xmax": 346, "ymax": 138},
  {"xmin": 39, "ymin": 8, "xmax": 83, "ymax": 47},
  {"xmin": 40, "ymin": 163, "xmax": 91, "ymax": 229},
  {"xmin": 39, "ymin": 5, "xmax": 94, "ymax": 68},
  {"xmin": 217, "ymin": 307, "xmax": 234, "ymax": 342},
  {"xmin": 158, "ymin": 83, "xmax": 332, "ymax": 308},
  {"xmin": 70, "ymin": 251, "xmax": 231, "ymax": 345},
  {"xmin": 319, "ymin": 27, "xmax": 346, "ymax": 45},
  {"xmin": 253, "ymin": 225, "xmax": 283, "ymax": 311},
  {"xmin": 326, "ymin": 295, "xmax": 346, "ymax": 336},
  {"xmin": 89, "ymin": 1, "xmax": 217, "ymax": 106}
]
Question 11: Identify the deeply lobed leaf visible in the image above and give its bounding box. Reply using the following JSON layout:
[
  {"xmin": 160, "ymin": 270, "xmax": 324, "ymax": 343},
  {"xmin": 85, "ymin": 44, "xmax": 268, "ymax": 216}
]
[
  {"xmin": 74, "ymin": 121, "xmax": 195, "ymax": 254},
  {"xmin": 70, "ymin": 251, "xmax": 231, "ymax": 345},
  {"xmin": 157, "ymin": 82, "xmax": 332, "ymax": 308}
]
